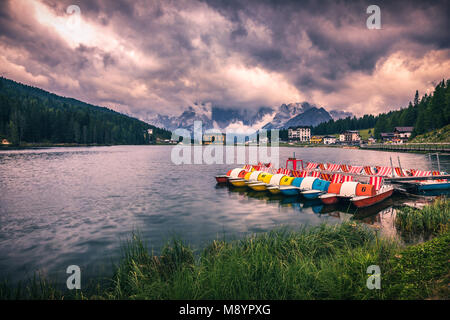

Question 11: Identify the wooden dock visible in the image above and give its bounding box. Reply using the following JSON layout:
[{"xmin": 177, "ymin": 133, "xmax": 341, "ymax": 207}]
[{"xmin": 361, "ymin": 143, "xmax": 450, "ymax": 153}]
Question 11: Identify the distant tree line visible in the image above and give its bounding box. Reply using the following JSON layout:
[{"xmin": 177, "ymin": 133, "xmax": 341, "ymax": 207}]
[
  {"xmin": 311, "ymin": 79, "xmax": 450, "ymax": 139},
  {"xmin": 0, "ymin": 77, "xmax": 171, "ymax": 145}
]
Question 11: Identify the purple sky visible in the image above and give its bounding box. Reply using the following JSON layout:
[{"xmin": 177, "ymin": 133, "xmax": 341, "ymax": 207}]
[{"xmin": 0, "ymin": 0, "xmax": 449, "ymax": 120}]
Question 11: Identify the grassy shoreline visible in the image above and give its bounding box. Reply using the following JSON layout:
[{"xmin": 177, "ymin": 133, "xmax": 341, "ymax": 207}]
[{"xmin": 1, "ymin": 201, "xmax": 449, "ymax": 300}]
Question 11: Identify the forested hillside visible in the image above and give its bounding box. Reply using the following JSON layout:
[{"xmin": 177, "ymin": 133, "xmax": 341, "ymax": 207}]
[
  {"xmin": 0, "ymin": 77, "xmax": 171, "ymax": 145},
  {"xmin": 312, "ymin": 79, "xmax": 450, "ymax": 139}
]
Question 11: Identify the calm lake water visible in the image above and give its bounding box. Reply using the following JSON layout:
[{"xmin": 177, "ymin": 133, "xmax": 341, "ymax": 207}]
[{"xmin": 0, "ymin": 145, "xmax": 449, "ymax": 284}]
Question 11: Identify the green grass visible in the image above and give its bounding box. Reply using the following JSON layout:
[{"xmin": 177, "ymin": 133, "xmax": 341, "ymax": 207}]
[
  {"xmin": 103, "ymin": 223, "xmax": 393, "ymax": 300},
  {"xmin": 395, "ymin": 198, "xmax": 449, "ymax": 236},
  {"xmin": 101, "ymin": 224, "xmax": 448, "ymax": 300},
  {"xmin": 359, "ymin": 128, "xmax": 374, "ymax": 140},
  {"xmin": 410, "ymin": 124, "xmax": 450, "ymax": 143},
  {"xmin": 382, "ymin": 232, "xmax": 450, "ymax": 299}
]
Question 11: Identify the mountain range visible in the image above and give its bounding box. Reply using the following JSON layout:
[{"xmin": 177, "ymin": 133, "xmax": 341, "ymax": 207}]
[{"xmin": 148, "ymin": 102, "xmax": 352, "ymax": 132}]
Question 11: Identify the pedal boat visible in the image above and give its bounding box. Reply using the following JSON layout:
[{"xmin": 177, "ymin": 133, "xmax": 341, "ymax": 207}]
[
  {"xmin": 247, "ymin": 173, "xmax": 273, "ymax": 191},
  {"xmin": 265, "ymin": 174, "xmax": 287, "ymax": 194},
  {"xmin": 227, "ymin": 168, "xmax": 249, "ymax": 187},
  {"xmin": 350, "ymin": 185, "xmax": 394, "ymax": 208}
]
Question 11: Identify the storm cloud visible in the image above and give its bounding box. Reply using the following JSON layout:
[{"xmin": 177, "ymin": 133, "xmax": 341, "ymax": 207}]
[{"xmin": 0, "ymin": 0, "xmax": 449, "ymax": 120}]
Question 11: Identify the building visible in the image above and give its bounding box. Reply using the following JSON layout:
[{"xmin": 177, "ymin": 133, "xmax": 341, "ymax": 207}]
[
  {"xmin": 343, "ymin": 130, "xmax": 361, "ymax": 143},
  {"xmin": 203, "ymin": 133, "xmax": 225, "ymax": 145},
  {"xmin": 339, "ymin": 134, "xmax": 345, "ymax": 142},
  {"xmin": 380, "ymin": 132, "xmax": 395, "ymax": 143},
  {"xmin": 1, "ymin": 139, "xmax": 11, "ymax": 145},
  {"xmin": 310, "ymin": 136, "xmax": 323, "ymax": 144},
  {"xmin": 323, "ymin": 136, "xmax": 337, "ymax": 144},
  {"xmin": 368, "ymin": 136, "xmax": 376, "ymax": 144},
  {"xmin": 394, "ymin": 127, "xmax": 414, "ymax": 143},
  {"xmin": 288, "ymin": 127, "xmax": 311, "ymax": 142}
]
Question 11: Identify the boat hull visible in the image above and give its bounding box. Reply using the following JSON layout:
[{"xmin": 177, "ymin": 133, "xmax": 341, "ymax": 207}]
[
  {"xmin": 215, "ymin": 175, "xmax": 228, "ymax": 184},
  {"xmin": 351, "ymin": 189, "xmax": 394, "ymax": 208},
  {"xmin": 279, "ymin": 187, "xmax": 299, "ymax": 197},
  {"xmin": 301, "ymin": 190, "xmax": 323, "ymax": 199},
  {"xmin": 229, "ymin": 179, "xmax": 247, "ymax": 187},
  {"xmin": 417, "ymin": 182, "xmax": 450, "ymax": 191},
  {"xmin": 267, "ymin": 187, "xmax": 281, "ymax": 195},
  {"xmin": 320, "ymin": 193, "xmax": 339, "ymax": 205},
  {"xmin": 248, "ymin": 183, "xmax": 267, "ymax": 191}
]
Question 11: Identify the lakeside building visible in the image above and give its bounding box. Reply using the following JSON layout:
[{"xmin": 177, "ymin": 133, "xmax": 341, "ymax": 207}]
[
  {"xmin": 310, "ymin": 136, "xmax": 323, "ymax": 144},
  {"xmin": 380, "ymin": 127, "xmax": 414, "ymax": 144},
  {"xmin": 288, "ymin": 127, "xmax": 311, "ymax": 142},
  {"xmin": 339, "ymin": 134, "xmax": 345, "ymax": 142},
  {"xmin": 394, "ymin": 127, "xmax": 414, "ymax": 143},
  {"xmin": 368, "ymin": 136, "xmax": 377, "ymax": 144},
  {"xmin": 343, "ymin": 130, "xmax": 361, "ymax": 143},
  {"xmin": 1, "ymin": 138, "xmax": 11, "ymax": 145},
  {"xmin": 380, "ymin": 132, "xmax": 395, "ymax": 143},
  {"xmin": 203, "ymin": 133, "xmax": 226, "ymax": 145},
  {"xmin": 323, "ymin": 136, "xmax": 337, "ymax": 144}
]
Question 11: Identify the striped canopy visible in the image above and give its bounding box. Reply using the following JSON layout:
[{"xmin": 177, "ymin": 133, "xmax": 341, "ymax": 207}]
[
  {"xmin": 369, "ymin": 176, "xmax": 384, "ymax": 191},
  {"xmin": 306, "ymin": 162, "xmax": 318, "ymax": 170},
  {"xmin": 277, "ymin": 168, "xmax": 292, "ymax": 176},
  {"xmin": 309, "ymin": 171, "xmax": 321, "ymax": 177},
  {"xmin": 412, "ymin": 170, "xmax": 433, "ymax": 177},
  {"xmin": 376, "ymin": 167, "xmax": 392, "ymax": 177},
  {"xmin": 348, "ymin": 166, "xmax": 363, "ymax": 174},
  {"xmin": 331, "ymin": 174, "xmax": 343, "ymax": 183},
  {"xmin": 327, "ymin": 164, "xmax": 340, "ymax": 171},
  {"xmin": 394, "ymin": 167, "xmax": 407, "ymax": 177}
]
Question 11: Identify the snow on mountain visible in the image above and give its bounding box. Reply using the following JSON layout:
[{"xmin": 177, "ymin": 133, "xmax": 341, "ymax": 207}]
[{"xmin": 148, "ymin": 101, "xmax": 339, "ymax": 132}]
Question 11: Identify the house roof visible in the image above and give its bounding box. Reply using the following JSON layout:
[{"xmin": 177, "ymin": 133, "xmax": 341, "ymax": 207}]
[
  {"xmin": 380, "ymin": 132, "xmax": 395, "ymax": 137},
  {"xmin": 394, "ymin": 127, "xmax": 414, "ymax": 132}
]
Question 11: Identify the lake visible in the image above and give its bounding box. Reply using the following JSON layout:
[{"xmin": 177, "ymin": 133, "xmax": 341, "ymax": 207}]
[{"xmin": 0, "ymin": 145, "xmax": 448, "ymax": 284}]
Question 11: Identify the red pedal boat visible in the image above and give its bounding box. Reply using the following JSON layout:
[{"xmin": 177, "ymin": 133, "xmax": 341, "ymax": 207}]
[{"xmin": 350, "ymin": 185, "xmax": 394, "ymax": 208}]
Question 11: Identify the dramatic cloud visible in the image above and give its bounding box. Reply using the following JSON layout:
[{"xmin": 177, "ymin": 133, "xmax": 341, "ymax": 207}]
[{"xmin": 0, "ymin": 0, "xmax": 449, "ymax": 119}]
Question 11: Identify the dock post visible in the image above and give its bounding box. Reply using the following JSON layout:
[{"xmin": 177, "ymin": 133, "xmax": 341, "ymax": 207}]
[
  {"xmin": 397, "ymin": 156, "xmax": 403, "ymax": 172},
  {"xmin": 390, "ymin": 156, "xmax": 394, "ymax": 177}
]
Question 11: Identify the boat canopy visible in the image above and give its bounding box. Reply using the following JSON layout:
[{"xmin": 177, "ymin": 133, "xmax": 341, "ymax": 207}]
[
  {"xmin": 280, "ymin": 176, "xmax": 295, "ymax": 186},
  {"xmin": 312, "ymin": 179, "xmax": 331, "ymax": 192},
  {"xmin": 269, "ymin": 174, "xmax": 285, "ymax": 185},
  {"xmin": 300, "ymin": 177, "xmax": 317, "ymax": 190},
  {"xmin": 339, "ymin": 181, "xmax": 359, "ymax": 197},
  {"xmin": 291, "ymin": 177, "xmax": 304, "ymax": 188},
  {"xmin": 262, "ymin": 174, "xmax": 274, "ymax": 184},
  {"xmin": 248, "ymin": 170, "xmax": 263, "ymax": 181},
  {"xmin": 229, "ymin": 168, "xmax": 244, "ymax": 178}
]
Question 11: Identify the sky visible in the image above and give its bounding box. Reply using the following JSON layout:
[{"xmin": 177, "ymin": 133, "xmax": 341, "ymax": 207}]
[{"xmin": 0, "ymin": 0, "xmax": 449, "ymax": 121}]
